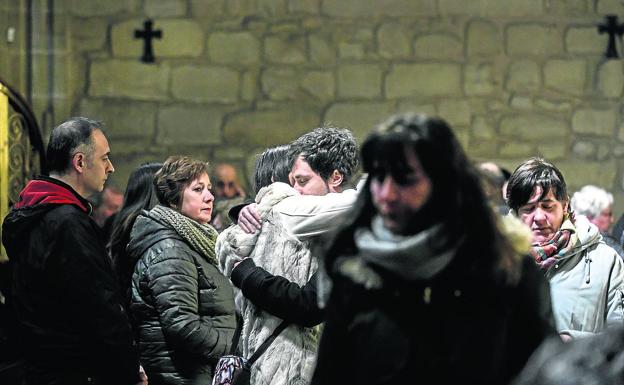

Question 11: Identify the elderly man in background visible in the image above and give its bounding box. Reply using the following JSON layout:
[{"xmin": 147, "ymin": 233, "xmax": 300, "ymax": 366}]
[{"xmin": 211, "ymin": 163, "xmax": 247, "ymax": 232}]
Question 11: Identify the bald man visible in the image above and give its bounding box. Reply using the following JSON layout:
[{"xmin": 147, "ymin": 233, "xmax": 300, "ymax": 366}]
[{"xmin": 211, "ymin": 163, "xmax": 246, "ymax": 232}]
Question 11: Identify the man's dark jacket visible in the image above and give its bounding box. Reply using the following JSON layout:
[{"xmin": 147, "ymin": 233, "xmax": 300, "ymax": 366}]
[{"xmin": 2, "ymin": 176, "xmax": 141, "ymax": 385}]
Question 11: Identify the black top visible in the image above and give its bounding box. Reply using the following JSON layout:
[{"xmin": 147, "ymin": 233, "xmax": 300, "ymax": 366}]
[{"xmin": 231, "ymin": 258, "xmax": 323, "ymax": 327}]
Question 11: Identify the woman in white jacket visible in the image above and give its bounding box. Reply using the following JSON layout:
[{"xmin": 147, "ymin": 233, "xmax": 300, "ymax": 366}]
[{"xmin": 507, "ymin": 157, "xmax": 624, "ymax": 340}]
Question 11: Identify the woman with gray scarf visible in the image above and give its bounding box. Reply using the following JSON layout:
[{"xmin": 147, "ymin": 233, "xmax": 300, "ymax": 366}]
[
  {"xmin": 127, "ymin": 156, "xmax": 237, "ymax": 385},
  {"xmin": 311, "ymin": 114, "xmax": 556, "ymax": 385}
]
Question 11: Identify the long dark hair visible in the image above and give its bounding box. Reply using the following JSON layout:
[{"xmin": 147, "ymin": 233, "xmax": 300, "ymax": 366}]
[
  {"xmin": 109, "ymin": 162, "xmax": 163, "ymax": 300},
  {"xmin": 253, "ymin": 145, "xmax": 292, "ymax": 194},
  {"xmin": 325, "ymin": 113, "xmax": 519, "ymax": 284}
]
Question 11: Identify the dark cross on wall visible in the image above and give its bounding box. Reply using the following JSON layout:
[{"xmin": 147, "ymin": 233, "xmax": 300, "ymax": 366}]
[
  {"xmin": 598, "ymin": 15, "xmax": 624, "ymax": 59},
  {"xmin": 134, "ymin": 19, "xmax": 162, "ymax": 63}
]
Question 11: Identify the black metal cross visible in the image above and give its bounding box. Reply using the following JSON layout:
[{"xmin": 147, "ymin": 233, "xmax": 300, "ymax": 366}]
[
  {"xmin": 598, "ymin": 15, "xmax": 624, "ymax": 59},
  {"xmin": 134, "ymin": 20, "xmax": 162, "ymax": 63}
]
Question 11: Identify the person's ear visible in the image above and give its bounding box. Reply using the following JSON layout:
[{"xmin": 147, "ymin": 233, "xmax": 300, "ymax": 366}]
[
  {"xmin": 72, "ymin": 152, "xmax": 85, "ymax": 173},
  {"xmin": 327, "ymin": 170, "xmax": 344, "ymax": 190}
]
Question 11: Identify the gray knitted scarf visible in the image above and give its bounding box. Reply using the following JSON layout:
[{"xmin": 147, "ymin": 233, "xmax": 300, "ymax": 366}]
[{"xmin": 150, "ymin": 205, "xmax": 219, "ymax": 267}]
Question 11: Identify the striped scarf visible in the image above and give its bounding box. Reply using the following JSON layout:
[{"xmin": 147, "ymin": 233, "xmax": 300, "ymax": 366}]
[
  {"xmin": 529, "ymin": 215, "xmax": 577, "ymax": 271},
  {"xmin": 150, "ymin": 205, "xmax": 219, "ymax": 267}
]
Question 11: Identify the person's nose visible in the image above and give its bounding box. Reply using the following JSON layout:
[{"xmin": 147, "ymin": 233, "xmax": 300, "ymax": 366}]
[
  {"xmin": 533, "ymin": 207, "xmax": 547, "ymax": 223},
  {"xmin": 293, "ymin": 184, "xmax": 304, "ymax": 194},
  {"xmin": 377, "ymin": 176, "xmax": 399, "ymax": 202},
  {"xmin": 107, "ymin": 159, "xmax": 115, "ymax": 174},
  {"xmin": 205, "ymin": 190, "xmax": 214, "ymax": 202}
]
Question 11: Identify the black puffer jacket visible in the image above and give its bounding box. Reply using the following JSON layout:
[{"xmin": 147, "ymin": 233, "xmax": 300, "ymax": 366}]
[{"xmin": 128, "ymin": 210, "xmax": 237, "ymax": 385}]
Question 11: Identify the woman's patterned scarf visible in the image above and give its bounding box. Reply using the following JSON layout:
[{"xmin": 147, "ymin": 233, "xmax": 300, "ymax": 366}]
[
  {"xmin": 150, "ymin": 205, "xmax": 219, "ymax": 267},
  {"xmin": 529, "ymin": 213, "xmax": 578, "ymax": 271}
]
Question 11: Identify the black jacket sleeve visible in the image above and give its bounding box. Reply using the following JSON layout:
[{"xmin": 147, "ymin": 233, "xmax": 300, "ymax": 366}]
[{"xmin": 231, "ymin": 258, "xmax": 323, "ymax": 327}]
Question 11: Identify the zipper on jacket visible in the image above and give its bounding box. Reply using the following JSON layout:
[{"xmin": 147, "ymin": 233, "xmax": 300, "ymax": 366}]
[{"xmin": 584, "ymin": 254, "xmax": 591, "ymax": 284}]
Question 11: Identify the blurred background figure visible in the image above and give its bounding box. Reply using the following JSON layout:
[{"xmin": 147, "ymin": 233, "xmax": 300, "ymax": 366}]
[
  {"xmin": 92, "ymin": 184, "xmax": 124, "ymax": 239},
  {"xmin": 479, "ymin": 161, "xmax": 510, "ymax": 215},
  {"xmin": 108, "ymin": 162, "xmax": 163, "ymax": 308},
  {"xmin": 570, "ymin": 185, "xmax": 622, "ymax": 257},
  {"xmin": 211, "ymin": 163, "xmax": 247, "ymax": 232}
]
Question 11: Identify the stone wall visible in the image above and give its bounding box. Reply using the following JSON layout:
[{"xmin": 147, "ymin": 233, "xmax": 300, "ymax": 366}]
[{"xmin": 56, "ymin": 0, "xmax": 624, "ymax": 211}]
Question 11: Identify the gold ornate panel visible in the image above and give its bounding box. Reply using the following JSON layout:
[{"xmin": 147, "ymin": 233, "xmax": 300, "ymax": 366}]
[{"xmin": 0, "ymin": 80, "xmax": 46, "ymax": 262}]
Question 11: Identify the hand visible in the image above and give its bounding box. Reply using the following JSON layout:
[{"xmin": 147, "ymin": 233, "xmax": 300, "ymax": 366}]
[
  {"xmin": 136, "ymin": 365, "xmax": 148, "ymax": 385},
  {"xmin": 238, "ymin": 203, "xmax": 262, "ymax": 234},
  {"xmin": 559, "ymin": 333, "xmax": 572, "ymax": 343}
]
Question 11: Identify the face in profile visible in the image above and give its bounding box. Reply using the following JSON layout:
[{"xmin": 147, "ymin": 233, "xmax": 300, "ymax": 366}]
[
  {"xmin": 180, "ymin": 173, "xmax": 214, "ymax": 225},
  {"xmin": 370, "ymin": 148, "xmax": 432, "ymax": 235},
  {"xmin": 517, "ymin": 186, "xmax": 568, "ymax": 244},
  {"xmin": 83, "ymin": 129, "xmax": 115, "ymax": 197}
]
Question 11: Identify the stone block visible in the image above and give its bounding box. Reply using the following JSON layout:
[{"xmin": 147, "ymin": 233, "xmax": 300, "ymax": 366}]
[
  {"xmin": 257, "ymin": 0, "xmax": 288, "ymax": 16},
  {"xmin": 338, "ymin": 64, "xmax": 382, "ymax": 98},
  {"xmin": 288, "ymin": 0, "xmax": 320, "ymax": 13},
  {"xmin": 439, "ymin": 0, "xmax": 543, "ymax": 16},
  {"xmin": 510, "ymin": 96, "xmax": 533, "ymax": 109},
  {"xmin": 506, "ymin": 60, "xmax": 541, "ymax": 92},
  {"xmin": 499, "ymin": 114, "xmax": 568, "ymax": 140},
  {"xmin": 208, "ymin": 32, "xmax": 261, "ymax": 64},
  {"xmin": 242, "ymin": 70, "xmax": 258, "ymax": 101},
  {"xmin": 144, "ymin": 0, "xmax": 187, "ymax": 17},
  {"xmin": 472, "ymin": 116, "xmax": 496, "ymax": 139},
  {"xmin": 225, "ymin": 0, "xmax": 258, "ymax": 16},
  {"xmin": 414, "ymin": 34, "xmax": 463, "ymax": 60},
  {"xmin": 396, "ymin": 103, "xmax": 436, "ymax": 117},
  {"xmin": 261, "ymin": 68, "xmax": 299, "ymax": 100},
  {"xmin": 378, "ymin": 23, "xmax": 411, "ymax": 59},
  {"xmin": 557, "ymin": 159, "xmax": 617, "ymax": 189},
  {"xmin": 572, "ymin": 139, "xmax": 596, "ymax": 158},
  {"xmin": 213, "ymin": 147, "xmax": 247, "ymax": 161},
  {"xmin": 535, "ymin": 98, "xmax": 572, "ymax": 112},
  {"xmin": 171, "ymin": 65, "xmax": 239, "ymax": 103},
  {"xmin": 506, "ymin": 24, "xmax": 561, "ymax": 56},
  {"xmin": 190, "ymin": 0, "xmax": 226, "ymax": 17},
  {"xmin": 70, "ymin": 0, "xmax": 139, "ymax": 16},
  {"xmin": 224, "ymin": 107, "xmax": 320, "ymax": 147},
  {"xmin": 265, "ymin": 34, "xmax": 306, "ymax": 64},
  {"xmin": 566, "ymin": 27, "xmax": 604, "ymax": 55},
  {"xmin": 70, "ymin": 18, "xmax": 107, "ymax": 52},
  {"xmin": 89, "ymin": 60, "xmax": 170, "ymax": 101},
  {"xmin": 112, "ymin": 19, "xmax": 204, "ymax": 59},
  {"xmin": 338, "ymin": 43, "xmax": 365, "ymax": 60},
  {"xmin": 537, "ymin": 143, "xmax": 567, "ymax": 159},
  {"xmin": 544, "ymin": 59, "xmax": 586, "ymax": 96},
  {"xmin": 301, "ymin": 71, "xmax": 335, "ymax": 100},
  {"xmin": 598, "ymin": 144, "xmax": 611, "ymax": 160},
  {"xmin": 157, "ymin": 105, "xmax": 225, "ymax": 145},
  {"xmin": 324, "ymin": 102, "xmax": 396, "ymax": 141},
  {"xmin": 572, "ymin": 107, "xmax": 617, "ymax": 136},
  {"xmin": 597, "ymin": 61, "xmax": 624, "ymax": 98},
  {"xmin": 466, "ymin": 20, "xmax": 500, "ymax": 57},
  {"xmin": 468, "ymin": 138, "xmax": 498, "ymax": 158},
  {"xmin": 545, "ymin": 0, "xmax": 588, "ymax": 15},
  {"xmin": 78, "ymin": 98, "xmax": 157, "ymax": 140},
  {"xmin": 321, "ymin": 0, "xmax": 437, "ymax": 17},
  {"xmin": 438, "ymin": 100, "xmax": 471, "ymax": 126},
  {"xmin": 500, "ymin": 142, "xmax": 534, "ymax": 158},
  {"xmin": 309, "ymin": 34, "xmax": 336, "ymax": 65},
  {"xmin": 465, "ymin": 63, "xmax": 495, "ymax": 96},
  {"xmin": 597, "ymin": 0, "xmax": 624, "ymax": 14},
  {"xmin": 386, "ymin": 63, "xmax": 461, "ymax": 98}
]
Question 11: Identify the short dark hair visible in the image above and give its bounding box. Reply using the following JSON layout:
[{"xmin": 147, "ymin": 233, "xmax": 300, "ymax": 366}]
[
  {"xmin": 46, "ymin": 117, "xmax": 104, "ymax": 174},
  {"xmin": 506, "ymin": 157, "xmax": 568, "ymax": 212},
  {"xmin": 154, "ymin": 156, "xmax": 209, "ymax": 208},
  {"xmin": 253, "ymin": 145, "xmax": 291, "ymax": 194},
  {"xmin": 289, "ymin": 126, "xmax": 358, "ymax": 186}
]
